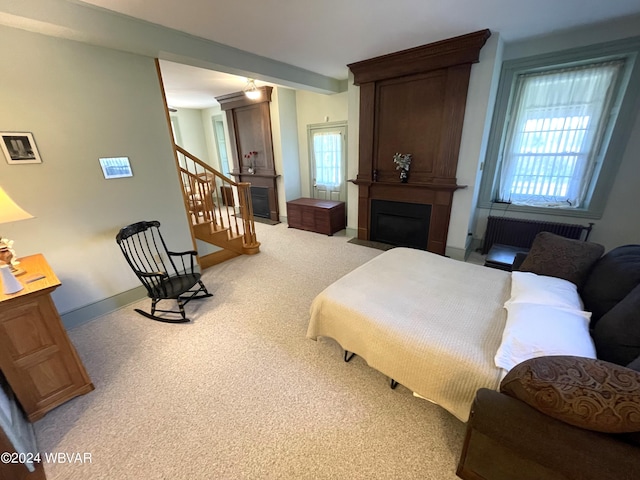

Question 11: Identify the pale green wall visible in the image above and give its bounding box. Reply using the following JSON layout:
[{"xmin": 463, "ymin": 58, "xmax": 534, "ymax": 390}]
[
  {"xmin": 271, "ymin": 87, "xmax": 301, "ymax": 219},
  {"xmin": 0, "ymin": 25, "xmax": 191, "ymax": 320},
  {"xmin": 170, "ymin": 109, "xmax": 210, "ymax": 163}
]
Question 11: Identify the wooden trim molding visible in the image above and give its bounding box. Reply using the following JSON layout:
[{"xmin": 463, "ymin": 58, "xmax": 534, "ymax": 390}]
[{"xmin": 348, "ymin": 29, "xmax": 491, "ymax": 85}]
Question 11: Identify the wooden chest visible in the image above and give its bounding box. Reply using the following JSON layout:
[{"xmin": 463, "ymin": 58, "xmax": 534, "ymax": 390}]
[{"xmin": 286, "ymin": 198, "xmax": 346, "ymax": 236}]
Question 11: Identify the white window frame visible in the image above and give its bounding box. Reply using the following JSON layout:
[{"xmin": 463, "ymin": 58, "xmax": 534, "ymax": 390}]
[{"xmin": 478, "ymin": 37, "xmax": 640, "ymax": 219}]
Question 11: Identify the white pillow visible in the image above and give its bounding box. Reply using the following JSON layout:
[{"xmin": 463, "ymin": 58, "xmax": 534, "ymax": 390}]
[
  {"xmin": 507, "ymin": 271, "xmax": 584, "ymax": 310},
  {"xmin": 494, "ymin": 303, "xmax": 596, "ymax": 372}
]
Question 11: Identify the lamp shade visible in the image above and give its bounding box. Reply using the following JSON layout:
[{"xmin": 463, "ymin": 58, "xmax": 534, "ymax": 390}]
[{"xmin": 0, "ymin": 186, "xmax": 33, "ymax": 224}]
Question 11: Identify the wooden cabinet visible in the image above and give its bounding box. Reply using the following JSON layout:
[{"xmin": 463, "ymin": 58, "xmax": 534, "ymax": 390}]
[
  {"xmin": 287, "ymin": 198, "xmax": 346, "ymax": 236},
  {"xmin": 216, "ymin": 86, "xmax": 280, "ymax": 222},
  {"xmin": 0, "ymin": 254, "xmax": 94, "ymax": 422}
]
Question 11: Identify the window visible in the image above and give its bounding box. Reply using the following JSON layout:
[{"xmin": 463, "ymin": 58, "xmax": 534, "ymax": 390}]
[
  {"xmin": 480, "ymin": 37, "xmax": 640, "ymax": 217},
  {"xmin": 307, "ymin": 122, "xmax": 347, "ymax": 202},
  {"xmin": 313, "ymin": 131, "xmax": 343, "ymax": 187},
  {"xmin": 212, "ymin": 116, "xmax": 230, "ymax": 176},
  {"xmin": 499, "ymin": 62, "xmax": 622, "ymax": 208}
]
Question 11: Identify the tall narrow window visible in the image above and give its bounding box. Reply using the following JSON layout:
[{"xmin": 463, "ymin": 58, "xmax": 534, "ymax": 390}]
[
  {"xmin": 498, "ymin": 61, "xmax": 623, "ymax": 208},
  {"xmin": 212, "ymin": 116, "xmax": 230, "ymax": 177},
  {"xmin": 314, "ymin": 132, "xmax": 342, "ymax": 187}
]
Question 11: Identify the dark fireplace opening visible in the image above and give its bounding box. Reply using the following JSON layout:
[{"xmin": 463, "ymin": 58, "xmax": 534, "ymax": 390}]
[
  {"xmin": 370, "ymin": 200, "xmax": 431, "ymax": 250},
  {"xmin": 250, "ymin": 186, "xmax": 270, "ymax": 218}
]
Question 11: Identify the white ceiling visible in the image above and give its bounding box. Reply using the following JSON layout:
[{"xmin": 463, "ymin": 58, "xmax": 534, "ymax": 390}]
[
  {"xmin": 79, "ymin": 0, "xmax": 640, "ymax": 109},
  {"xmin": 158, "ymin": 61, "xmax": 277, "ymax": 110}
]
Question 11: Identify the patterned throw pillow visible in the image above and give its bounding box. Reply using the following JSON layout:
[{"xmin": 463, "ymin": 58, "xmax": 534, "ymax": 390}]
[
  {"xmin": 500, "ymin": 356, "xmax": 640, "ymax": 433},
  {"xmin": 518, "ymin": 232, "xmax": 604, "ymax": 288}
]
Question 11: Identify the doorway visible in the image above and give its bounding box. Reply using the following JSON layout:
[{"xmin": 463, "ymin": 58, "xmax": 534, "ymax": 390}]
[{"xmin": 308, "ymin": 122, "xmax": 347, "ymax": 202}]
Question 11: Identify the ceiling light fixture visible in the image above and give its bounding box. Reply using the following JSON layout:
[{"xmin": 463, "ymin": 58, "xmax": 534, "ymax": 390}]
[{"xmin": 243, "ymin": 79, "xmax": 261, "ymax": 100}]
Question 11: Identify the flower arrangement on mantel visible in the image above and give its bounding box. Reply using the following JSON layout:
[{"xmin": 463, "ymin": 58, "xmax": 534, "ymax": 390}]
[
  {"xmin": 244, "ymin": 151, "xmax": 258, "ymax": 174},
  {"xmin": 393, "ymin": 152, "xmax": 412, "ymax": 183}
]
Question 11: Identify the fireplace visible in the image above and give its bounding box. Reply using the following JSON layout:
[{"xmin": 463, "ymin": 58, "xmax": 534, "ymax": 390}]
[
  {"xmin": 348, "ymin": 30, "xmax": 490, "ymax": 255},
  {"xmin": 370, "ymin": 200, "xmax": 431, "ymax": 250},
  {"xmin": 250, "ymin": 186, "xmax": 270, "ymax": 218}
]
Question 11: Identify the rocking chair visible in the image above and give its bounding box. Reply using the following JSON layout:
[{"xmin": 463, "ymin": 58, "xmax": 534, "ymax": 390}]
[{"xmin": 116, "ymin": 220, "xmax": 212, "ymax": 323}]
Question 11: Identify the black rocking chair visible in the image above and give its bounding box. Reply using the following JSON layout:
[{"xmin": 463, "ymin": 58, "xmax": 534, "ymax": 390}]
[{"xmin": 116, "ymin": 220, "xmax": 212, "ymax": 323}]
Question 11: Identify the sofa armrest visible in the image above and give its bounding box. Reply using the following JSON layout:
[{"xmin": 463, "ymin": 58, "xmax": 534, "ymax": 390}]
[{"xmin": 457, "ymin": 388, "xmax": 640, "ymax": 480}]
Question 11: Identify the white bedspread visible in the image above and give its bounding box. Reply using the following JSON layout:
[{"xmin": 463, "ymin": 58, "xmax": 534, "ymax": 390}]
[{"xmin": 306, "ymin": 247, "xmax": 511, "ymax": 422}]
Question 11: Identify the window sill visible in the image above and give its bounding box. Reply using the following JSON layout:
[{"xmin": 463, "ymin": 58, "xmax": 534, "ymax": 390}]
[{"xmin": 477, "ymin": 201, "xmax": 603, "ymax": 220}]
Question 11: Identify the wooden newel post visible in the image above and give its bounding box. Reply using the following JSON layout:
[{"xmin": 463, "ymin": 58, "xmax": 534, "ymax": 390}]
[{"xmin": 238, "ymin": 182, "xmax": 259, "ymax": 251}]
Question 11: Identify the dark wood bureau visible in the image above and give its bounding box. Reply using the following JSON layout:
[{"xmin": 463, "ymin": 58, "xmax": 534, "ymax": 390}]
[{"xmin": 286, "ymin": 198, "xmax": 346, "ymax": 236}]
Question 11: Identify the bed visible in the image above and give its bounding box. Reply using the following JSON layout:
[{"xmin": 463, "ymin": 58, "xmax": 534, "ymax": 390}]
[{"xmin": 306, "ymin": 247, "xmax": 511, "ymax": 422}]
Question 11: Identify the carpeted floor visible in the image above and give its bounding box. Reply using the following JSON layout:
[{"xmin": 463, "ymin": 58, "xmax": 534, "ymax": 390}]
[{"xmin": 34, "ymin": 223, "xmax": 466, "ymax": 480}]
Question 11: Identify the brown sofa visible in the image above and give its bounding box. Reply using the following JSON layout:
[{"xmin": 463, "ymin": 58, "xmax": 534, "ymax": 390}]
[
  {"xmin": 457, "ymin": 238, "xmax": 640, "ymax": 480},
  {"xmin": 457, "ymin": 386, "xmax": 640, "ymax": 480}
]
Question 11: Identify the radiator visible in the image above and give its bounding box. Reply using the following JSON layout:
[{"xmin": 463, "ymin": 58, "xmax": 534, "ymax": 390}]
[{"xmin": 481, "ymin": 216, "xmax": 594, "ymax": 254}]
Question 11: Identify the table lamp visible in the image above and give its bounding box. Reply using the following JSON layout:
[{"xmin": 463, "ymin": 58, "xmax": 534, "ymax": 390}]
[{"xmin": 0, "ymin": 186, "xmax": 33, "ymax": 293}]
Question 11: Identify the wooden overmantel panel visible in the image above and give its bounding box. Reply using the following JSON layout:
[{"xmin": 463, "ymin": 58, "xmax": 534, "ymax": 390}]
[
  {"xmin": 349, "ymin": 29, "xmax": 491, "ymax": 255},
  {"xmin": 348, "ymin": 29, "xmax": 491, "ymax": 85}
]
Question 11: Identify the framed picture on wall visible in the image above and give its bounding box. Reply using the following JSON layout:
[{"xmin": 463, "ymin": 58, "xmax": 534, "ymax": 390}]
[
  {"xmin": 0, "ymin": 132, "xmax": 42, "ymax": 164},
  {"xmin": 99, "ymin": 156, "xmax": 133, "ymax": 179}
]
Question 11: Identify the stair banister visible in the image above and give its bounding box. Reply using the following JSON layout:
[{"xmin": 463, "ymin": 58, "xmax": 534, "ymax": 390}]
[{"xmin": 173, "ymin": 144, "xmax": 260, "ymax": 256}]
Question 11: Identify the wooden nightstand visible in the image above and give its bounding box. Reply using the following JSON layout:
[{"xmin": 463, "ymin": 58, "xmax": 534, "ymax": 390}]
[{"xmin": 0, "ymin": 254, "xmax": 94, "ymax": 422}]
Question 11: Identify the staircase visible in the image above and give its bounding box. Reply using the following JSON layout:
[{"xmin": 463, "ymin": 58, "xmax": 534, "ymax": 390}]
[{"xmin": 174, "ymin": 145, "xmax": 260, "ymax": 262}]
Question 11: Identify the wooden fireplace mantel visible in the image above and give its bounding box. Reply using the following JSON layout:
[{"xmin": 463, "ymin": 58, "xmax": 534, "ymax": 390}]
[
  {"xmin": 348, "ymin": 29, "xmax": 490, "ymax": 255},
  {"xmin": 230, "ymin": 172, "xmax": 281, "ymax": 180},
  {"xmin": 349, "ymin": 178, "xmax": 468, "ymax": 192}
]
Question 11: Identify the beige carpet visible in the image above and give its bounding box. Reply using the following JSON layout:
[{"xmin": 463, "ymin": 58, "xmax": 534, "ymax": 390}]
[{"xmin": 35, "ymin": 223, "xmax": 467, "ymax": 480}]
